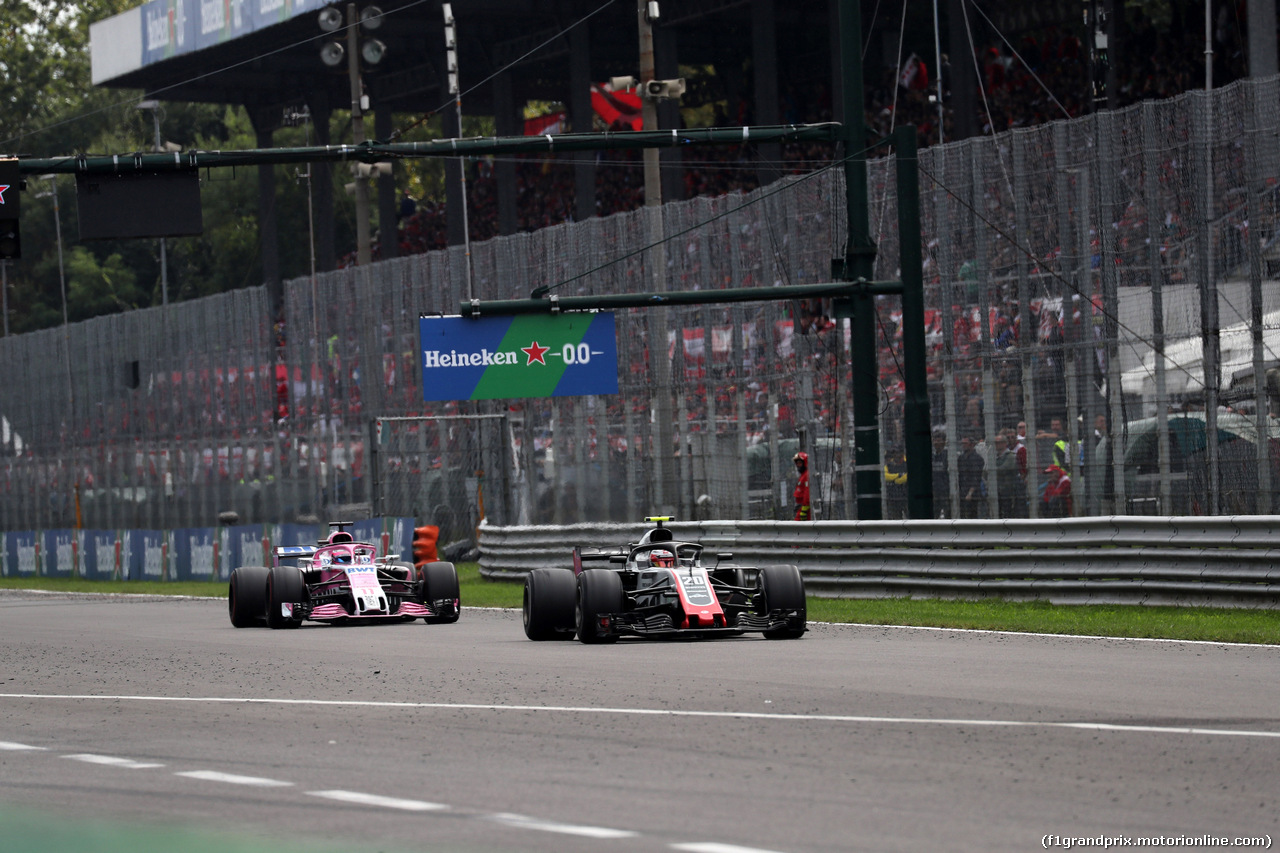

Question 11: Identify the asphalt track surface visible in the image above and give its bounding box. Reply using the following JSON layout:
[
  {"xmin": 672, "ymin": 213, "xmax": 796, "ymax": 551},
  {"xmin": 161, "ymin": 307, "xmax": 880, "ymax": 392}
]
[{"xmin": 0, "ymin": 591, "xmax": 1277, "ymax": 853}]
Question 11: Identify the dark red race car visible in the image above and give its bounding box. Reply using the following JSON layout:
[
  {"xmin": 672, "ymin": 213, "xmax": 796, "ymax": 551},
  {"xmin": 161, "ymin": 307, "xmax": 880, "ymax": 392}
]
[{"xmin": 522, "ymin": 517, "xmax": 806, "ymax": 643}]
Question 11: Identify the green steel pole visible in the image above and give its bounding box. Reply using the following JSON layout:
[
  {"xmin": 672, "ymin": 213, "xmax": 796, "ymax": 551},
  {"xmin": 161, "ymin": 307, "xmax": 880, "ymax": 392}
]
[
  {"xmin": 894, "ymin": 126, "xmax": 933, "ymax": 519},
  {"xmin": 838, "ymin": 0, "xmax": 881, "ymax": 520},
  {"xmin": 16, "ymin": 124, "xmax": 841, "ymax": 175},
  {"xmin": 346, "ymin": 2, "xmax": 372, "ymax": 266},
  {"xmin": 457, "ymin": 281, "xmax": 902, "ymax": 317}
]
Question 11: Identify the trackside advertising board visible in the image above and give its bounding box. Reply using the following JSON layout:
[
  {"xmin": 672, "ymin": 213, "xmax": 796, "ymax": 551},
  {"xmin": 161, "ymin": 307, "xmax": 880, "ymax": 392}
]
[{"xmin": 420, "ymin": 313, "xmax": 619, "ymax": 401}]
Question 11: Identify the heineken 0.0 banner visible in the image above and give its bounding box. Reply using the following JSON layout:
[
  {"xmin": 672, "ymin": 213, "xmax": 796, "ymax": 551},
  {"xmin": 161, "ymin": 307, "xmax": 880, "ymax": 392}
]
[{"xmin": 420, "ymin": 312, "xmax": 619, "ymax": 401}]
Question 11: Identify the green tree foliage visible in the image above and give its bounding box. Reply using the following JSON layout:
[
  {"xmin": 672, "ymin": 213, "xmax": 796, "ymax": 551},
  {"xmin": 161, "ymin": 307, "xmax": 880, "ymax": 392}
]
[
  {"xmin": 3, "ymin": 3, "xmax": 535, "ymax": 333},
  {"xmin": 2, "ymin": 2, "xmax": 116, "ymax": 155},
  {"xmin": 1, "ymin": 1, "xmax": 157, "ymax": 332},
  {"xmin": 0, "ymin": 2, "xmax": 267, "ymax": 333},
  {"xmin": 166, "ymin": 107, "xmax": 264, "ymax": 300},
  {"xmin": 65, "ymin": 245, "xmax": 141, "ymax": 318}
]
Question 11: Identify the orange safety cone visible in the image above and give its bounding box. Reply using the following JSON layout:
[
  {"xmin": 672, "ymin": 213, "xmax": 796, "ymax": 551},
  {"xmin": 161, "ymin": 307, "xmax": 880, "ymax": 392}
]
[{"xmin": 412, "ymin": 525, "xmax": 439, "ymax": 571}]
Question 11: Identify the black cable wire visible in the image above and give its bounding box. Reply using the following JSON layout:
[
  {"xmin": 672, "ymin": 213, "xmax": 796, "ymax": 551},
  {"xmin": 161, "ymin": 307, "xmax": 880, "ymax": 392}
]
[{"xmin": 538, "ymin": 142, "xmax": 875, "ymax": 296}]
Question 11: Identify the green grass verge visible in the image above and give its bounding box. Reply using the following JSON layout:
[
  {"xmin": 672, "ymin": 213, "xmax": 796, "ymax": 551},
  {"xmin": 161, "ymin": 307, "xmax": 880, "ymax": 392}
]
[
  {"xmin": 3, "ymin": 564, "xmax": 1277, "ymax": 645},
  {"xmin": 0, "ymin": 804, "xmax": 411, "ymax": 853},
  {"xmin": 806, "ymin": 596, "xmax": 1280, "ymax": 645}
]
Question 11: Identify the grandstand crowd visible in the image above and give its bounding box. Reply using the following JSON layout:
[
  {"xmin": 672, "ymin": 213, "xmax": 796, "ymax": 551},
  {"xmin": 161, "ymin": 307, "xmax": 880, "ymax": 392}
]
[{"xmin": 359, "ymin": 15, "xmax": 1252, "ymax": 264}]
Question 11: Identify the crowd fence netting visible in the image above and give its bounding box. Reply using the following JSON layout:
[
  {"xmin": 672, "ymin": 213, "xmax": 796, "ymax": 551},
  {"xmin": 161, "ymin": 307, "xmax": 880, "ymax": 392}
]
[{"xmin": 3, "ymin": 78, "xmax": 1280, "ymax": 536}]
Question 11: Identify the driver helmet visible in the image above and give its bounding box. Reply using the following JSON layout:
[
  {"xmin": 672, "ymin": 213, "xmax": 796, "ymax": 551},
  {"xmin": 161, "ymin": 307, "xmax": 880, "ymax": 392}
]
[
  {"xmin": 650, "ymin": 548, "xmax": 675, "ymax": 568},
  {"xmin": 793, "ymin": 451, "xmax": 808, "ymax": 469}
]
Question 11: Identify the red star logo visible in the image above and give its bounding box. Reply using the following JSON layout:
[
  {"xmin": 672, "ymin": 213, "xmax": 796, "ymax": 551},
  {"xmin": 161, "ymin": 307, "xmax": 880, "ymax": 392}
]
[
  {"xmin": 0, "ymin": 184, "xmax": 9, "ymax": 206},
  {"xmin": 522, "ymin": 340, "xmax": 550, "ymax": 365}
]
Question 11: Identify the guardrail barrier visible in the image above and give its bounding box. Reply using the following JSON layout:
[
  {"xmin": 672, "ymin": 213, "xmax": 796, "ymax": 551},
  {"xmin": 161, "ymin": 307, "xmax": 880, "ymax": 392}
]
[{"xmin": 477, "ymin": 517, "xmax": 1280, "ymax": 609}]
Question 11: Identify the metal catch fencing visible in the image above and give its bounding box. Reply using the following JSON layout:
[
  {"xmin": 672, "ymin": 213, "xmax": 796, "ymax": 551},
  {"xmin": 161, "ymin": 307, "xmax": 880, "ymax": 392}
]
[
  {"xmin": 2, "ymin": 78, "xmax": 1280, "ymax": 536},
  {"xmin": 476, "ymin": 517, "xmax": 1280, "ymax": 608},
  {"xmin": 369, "ymin": 414, "xmax": 510, "ymax": 545}
]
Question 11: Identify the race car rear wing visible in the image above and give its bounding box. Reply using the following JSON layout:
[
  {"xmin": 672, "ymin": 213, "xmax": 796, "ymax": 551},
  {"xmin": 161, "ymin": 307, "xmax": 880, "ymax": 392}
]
[
  {"xmin": 276, "ymin": 545, "xmax": 318, "ymax": 560},
  {"xmin": 572, "ymin": 545, "xmax": 624, "ymax": 574}
]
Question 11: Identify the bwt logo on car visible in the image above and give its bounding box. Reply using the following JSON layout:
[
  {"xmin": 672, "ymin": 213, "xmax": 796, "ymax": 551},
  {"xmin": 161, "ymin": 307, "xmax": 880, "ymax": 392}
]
[{"xmin": 423, "ymin": 349, "xmax": 520, "ymax": 368}]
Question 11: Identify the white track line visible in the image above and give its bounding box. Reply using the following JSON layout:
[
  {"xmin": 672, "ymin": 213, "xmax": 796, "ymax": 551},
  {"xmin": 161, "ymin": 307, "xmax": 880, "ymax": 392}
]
[
  {"xmin": 847, "ymin": 622, "xmax": 1280, "ymax": 648},
  {"xmin": 308, "ymin": 790, "xmax": 448, "ymax": 811},
  {"xmin": 672, "ymin": 844, "xmax": 790, "ymax": 853},
  {"xmin": 175, "ymin": 769, "xmax": 293, "ymax": 787},
  {"xmin": 5, "ymin": 739, "xmax": 756, "ymax": 851},
  {"xmin": 0, "ymin": 741, "xmax": 46, "ymax": 751},
  {"xmin": 2, "ymin": 693, "xmax": 1277, "ymax": 740},
  {"xmin": 64, "ymin": 753, "xmax": 164, "ymax": 769},
  {"xmin": 486, "ymin": 812, "xmax": 638, "ymax": 839}
]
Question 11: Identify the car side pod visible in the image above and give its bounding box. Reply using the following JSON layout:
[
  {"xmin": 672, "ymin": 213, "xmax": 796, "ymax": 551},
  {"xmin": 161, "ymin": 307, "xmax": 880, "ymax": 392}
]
[
  {"xmin": 228, "ymin": 565, "xmax": 270, "ymax": 628},
  {"xmin": 523, "ymin": 568, "xmax": 577, "ymax": 640},
  {"xmin": 576, "ymin": 569, "xmax": 625, "ymax": 644}
]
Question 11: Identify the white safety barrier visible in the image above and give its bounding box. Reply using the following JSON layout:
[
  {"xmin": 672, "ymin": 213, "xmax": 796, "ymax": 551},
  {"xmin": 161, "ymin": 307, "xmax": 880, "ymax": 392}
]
[{"xmin": 477, "ymin": 517, "xmax": 1280, "ymax": 608}]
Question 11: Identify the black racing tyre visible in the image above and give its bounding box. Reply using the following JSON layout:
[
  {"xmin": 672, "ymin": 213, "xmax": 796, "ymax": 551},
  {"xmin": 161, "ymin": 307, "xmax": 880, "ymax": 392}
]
[
  {"xmin": 576, "ymin": 569, "xmax": 624, "ymax": 644},
  {"xmin": 228, "ymin": 566, "xmax": 269, "ymax": 628},
  {"xmin": 420, "ymin": 561, "xmax": 461, "ymax": 624},
  {"xmin": 266, "ymin": 565, "xmax": 305, "ymax": 629},
  {"xmin": 523, "ymin": 568, "xmax": 578, "ymax": 640},
  {"xmin": 758, "ymin": 564, "xmax": 807, "ymax": 639}
]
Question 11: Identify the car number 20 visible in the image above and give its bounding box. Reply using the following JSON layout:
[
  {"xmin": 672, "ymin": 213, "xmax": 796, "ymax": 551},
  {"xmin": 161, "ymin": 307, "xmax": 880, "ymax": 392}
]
[{"xmin": 681, "ymin": 572, "xmax": 714, "ymax": 606}]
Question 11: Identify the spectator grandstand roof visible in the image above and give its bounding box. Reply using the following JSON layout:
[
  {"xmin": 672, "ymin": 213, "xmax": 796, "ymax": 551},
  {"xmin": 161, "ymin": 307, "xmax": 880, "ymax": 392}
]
[{"xmin": 90, "ymin": 0, "xmax": 1079, "ymax": 128}]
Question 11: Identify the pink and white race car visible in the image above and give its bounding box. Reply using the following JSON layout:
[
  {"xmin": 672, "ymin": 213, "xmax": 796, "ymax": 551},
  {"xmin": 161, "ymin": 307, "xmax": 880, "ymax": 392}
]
[{"xmin": 228, "ymin": 522, "xmax": 460, "ymax": 628}]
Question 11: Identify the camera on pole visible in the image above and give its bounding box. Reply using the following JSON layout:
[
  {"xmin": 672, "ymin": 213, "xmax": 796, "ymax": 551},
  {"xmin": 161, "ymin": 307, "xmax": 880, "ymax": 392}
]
[{"xmin": 642, "ymin": 78, "xmax": 686, "ymax": 100}]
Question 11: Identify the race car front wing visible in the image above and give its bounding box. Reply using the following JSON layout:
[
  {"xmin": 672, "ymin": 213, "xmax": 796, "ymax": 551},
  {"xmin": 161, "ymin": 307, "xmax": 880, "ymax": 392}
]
[{"xmin": 606, "ymin": 608, "xmax": 803, "ymax": 637}]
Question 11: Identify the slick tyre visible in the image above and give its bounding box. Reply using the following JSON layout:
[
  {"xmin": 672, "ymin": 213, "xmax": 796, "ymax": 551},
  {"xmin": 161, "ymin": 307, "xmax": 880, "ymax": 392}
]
[
  {"xmin": 523, "ymin": 568, "xmax": 578, "ymax": 640},
  {"xmin": 266, "ymin": 565, "xmax": 305, "ymax": 629},
  {"xmin": 420, "ymin": 561, "xmax": 461, "ymax": 624},
  {"xmin": 758, "ymin": 564, "xmax": 807, "ymax": 639},
  {"xmin": 576, "ymin": 569, "xmax": 624, "ymax": 644},
  {"xmin": 228, "ymin": 566, "xmax": 269, "ymax": 628}
]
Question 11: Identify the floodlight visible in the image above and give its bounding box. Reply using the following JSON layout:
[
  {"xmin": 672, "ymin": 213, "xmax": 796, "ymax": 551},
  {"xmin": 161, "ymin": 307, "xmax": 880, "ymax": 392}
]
[
  {"xmin": 360, "ymin": 6, "xmax": 383, "ymax": 30},
  {"xmin": 318, "ymin": 6, "xmax": 343, "ymax": 32},
  {"xmin": 360, "ymin": 38, "xmax": 386, "ymax": 65},
  {"xmin": 320, "ymin": 40, "xmax": 345, "ymax": 67}
]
